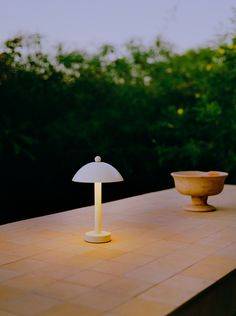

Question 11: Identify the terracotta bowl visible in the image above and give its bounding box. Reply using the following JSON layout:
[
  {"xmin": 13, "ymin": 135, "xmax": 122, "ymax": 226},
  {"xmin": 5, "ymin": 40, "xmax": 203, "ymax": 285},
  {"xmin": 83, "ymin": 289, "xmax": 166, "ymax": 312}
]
[{"xmin": 171, "ymin": 171, "xmax": 228, "ymax": 212}]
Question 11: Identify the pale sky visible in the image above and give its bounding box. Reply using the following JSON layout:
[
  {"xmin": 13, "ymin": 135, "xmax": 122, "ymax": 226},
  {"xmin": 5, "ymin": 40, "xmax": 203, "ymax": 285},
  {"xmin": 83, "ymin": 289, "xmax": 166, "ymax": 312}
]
[{"xmin": 0, "ymin": 0, "xmax": 235, "ymax": 53}]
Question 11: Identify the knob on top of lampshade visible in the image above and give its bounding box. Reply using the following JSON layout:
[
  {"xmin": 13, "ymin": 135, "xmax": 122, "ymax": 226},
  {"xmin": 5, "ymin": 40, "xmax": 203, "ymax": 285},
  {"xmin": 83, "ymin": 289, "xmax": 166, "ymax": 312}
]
[{"xmin": 72, "ymin": 156, "xmax": 124, "ymax": 183}]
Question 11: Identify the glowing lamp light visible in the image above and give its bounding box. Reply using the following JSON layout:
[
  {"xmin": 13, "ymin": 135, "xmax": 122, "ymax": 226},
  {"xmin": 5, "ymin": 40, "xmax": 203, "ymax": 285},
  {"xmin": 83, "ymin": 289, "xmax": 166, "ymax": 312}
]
[{"xmin": 72, "ymin": 156, "xmax": 123, "ymax": 243}]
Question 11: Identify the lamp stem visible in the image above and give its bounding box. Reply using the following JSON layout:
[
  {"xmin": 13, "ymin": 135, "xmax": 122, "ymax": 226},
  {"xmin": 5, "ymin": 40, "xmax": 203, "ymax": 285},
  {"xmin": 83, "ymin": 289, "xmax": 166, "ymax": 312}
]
[{"xmin": 94, "ymin": 182, "xmax": 102, "ymax": 234}]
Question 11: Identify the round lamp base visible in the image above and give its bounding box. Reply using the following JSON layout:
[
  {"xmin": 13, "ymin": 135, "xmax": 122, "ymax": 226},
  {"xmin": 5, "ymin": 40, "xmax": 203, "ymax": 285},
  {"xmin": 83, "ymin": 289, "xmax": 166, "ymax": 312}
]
[{"xmin": 84, "ymin": 231, "xmax": 111, "ymax": 243}]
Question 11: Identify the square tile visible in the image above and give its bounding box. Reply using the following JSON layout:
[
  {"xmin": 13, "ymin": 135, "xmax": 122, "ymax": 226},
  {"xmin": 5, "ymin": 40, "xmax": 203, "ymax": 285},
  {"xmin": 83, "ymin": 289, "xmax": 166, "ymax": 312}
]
[
  {"xmin": 34, "ymin": 280, "xmax": 90, "ymax": 301},
  {"xmin": 0, "ymin": 285, "xmax": 24, "ymax": 303},
  {"xmin": 111, "ymin": 252, "xmax": 156, "ymax": 267},
  {"xmin": 65, "ymin": 270, "xmax": 115, "ymax": 287},
  {"xmin": 180, "ymin": 258, "xmax": 235, "ymax": 281},
  {"xmin": 3, "ymin": 259, "xmax": 48, "ymax": 274},
  {"xmin": 0, "ymin": 311, "xmax": 17, "ymax": 316},
  {"xmin": 91, "ymin": 260, "xmax": 135, "ymax": 276},
  {"xmin": 37, "ymin": 303, "xmax": 101, "ymax": 316},
  {"xmin": 139, "ymin": 275, "xmax": 212, "ymax": 306},
  {"xmin": 1, "ymin": 272, "xmax": 56, "ymax": 291},
  {"xmin": 0, "ymin": 293, "xmax": 59, "ymax": 316},
  {"xmin": 69, "ymin": 288, "xmax": 129, "ymax": 312},
  {"xmin": 110, "ymin": 298, "xmax": 174, "ymax": 316},
  {"xmin": 98, "ymin": 277, "xmax": 152, "ymax": 297},
  {"xmin": 0, "ymin": 268, "xmax": 23, "ymax": 282}
]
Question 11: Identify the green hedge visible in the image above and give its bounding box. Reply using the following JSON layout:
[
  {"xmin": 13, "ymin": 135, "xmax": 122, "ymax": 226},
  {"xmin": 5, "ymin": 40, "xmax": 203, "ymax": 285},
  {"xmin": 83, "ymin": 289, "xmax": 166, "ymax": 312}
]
[{"xmin": 1, "ymin": 35, "xmax": 236, "ymax": 223}]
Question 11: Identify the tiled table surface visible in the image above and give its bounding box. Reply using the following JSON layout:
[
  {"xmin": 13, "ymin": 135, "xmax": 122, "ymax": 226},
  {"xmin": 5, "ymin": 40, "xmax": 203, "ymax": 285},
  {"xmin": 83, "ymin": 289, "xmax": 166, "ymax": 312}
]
[{"xmin": 0, "ymin": 185, "xmax": 236, "ymax": 316}]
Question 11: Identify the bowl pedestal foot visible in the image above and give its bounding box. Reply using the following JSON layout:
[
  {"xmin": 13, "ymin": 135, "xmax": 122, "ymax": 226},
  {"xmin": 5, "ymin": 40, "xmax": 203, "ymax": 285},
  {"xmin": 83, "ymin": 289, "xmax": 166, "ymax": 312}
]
[{"xmin": 184, "ymin": 196, "xmax": 216, "ymax": 212}]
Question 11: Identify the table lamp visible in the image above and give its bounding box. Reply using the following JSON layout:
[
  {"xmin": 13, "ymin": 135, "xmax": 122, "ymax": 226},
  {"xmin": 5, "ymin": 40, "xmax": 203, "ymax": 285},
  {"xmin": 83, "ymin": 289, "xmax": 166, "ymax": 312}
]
[{"xmin": 72, "ymin": 156, "xmax": 123, "ymax": 243}]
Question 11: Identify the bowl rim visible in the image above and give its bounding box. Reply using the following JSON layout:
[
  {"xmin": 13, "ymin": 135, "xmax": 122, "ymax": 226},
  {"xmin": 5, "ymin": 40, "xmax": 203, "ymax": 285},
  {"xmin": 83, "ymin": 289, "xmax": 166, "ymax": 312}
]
[{"xmin": 171, "ymin": 171, "xmax": 228, "ymax": 178}]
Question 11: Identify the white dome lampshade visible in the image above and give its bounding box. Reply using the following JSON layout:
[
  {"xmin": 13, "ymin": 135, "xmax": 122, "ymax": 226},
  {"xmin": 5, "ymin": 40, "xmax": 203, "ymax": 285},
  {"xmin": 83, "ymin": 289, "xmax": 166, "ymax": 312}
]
[
  {"xmin": 72, "ymin": 156, "xmax": 123, "ymax": 183},
  {"xmin": 72, "ymin": 156, "xmax": 124, "ymax": 243}
]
